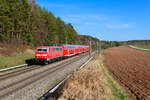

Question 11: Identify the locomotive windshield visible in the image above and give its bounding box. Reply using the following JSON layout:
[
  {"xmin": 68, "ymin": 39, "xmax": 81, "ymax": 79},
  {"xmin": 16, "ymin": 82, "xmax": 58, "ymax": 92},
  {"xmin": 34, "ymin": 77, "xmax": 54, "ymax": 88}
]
[{"xmin": 37, "ymin": 48, "xmax": 47, "ymax": 52}]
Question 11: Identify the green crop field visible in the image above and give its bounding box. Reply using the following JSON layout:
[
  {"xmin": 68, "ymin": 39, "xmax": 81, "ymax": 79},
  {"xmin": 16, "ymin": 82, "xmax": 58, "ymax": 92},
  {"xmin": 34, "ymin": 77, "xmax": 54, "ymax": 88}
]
[{"xmin": 136, "ymin": 45, "xmax": 150, "ymax": 50}]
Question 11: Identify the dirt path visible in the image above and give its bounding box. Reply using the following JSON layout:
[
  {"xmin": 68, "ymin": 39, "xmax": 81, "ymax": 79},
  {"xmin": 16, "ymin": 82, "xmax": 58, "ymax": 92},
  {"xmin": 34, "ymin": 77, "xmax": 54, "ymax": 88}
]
[{"xmin": 103, "ymin": 46, "xmax": 150, "ymax": 100}]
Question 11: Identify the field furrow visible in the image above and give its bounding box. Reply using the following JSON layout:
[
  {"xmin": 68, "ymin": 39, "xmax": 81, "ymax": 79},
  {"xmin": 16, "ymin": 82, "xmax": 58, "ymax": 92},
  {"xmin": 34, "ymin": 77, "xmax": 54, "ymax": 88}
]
[{"xmin": 103, "ymin": 46, "xmax": 150, "ymax": 100}]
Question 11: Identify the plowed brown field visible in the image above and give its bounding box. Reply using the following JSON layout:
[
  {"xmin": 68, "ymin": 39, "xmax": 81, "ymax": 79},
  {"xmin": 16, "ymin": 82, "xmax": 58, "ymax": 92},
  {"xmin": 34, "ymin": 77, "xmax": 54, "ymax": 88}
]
[{"xmin": 103, "ymin": 46, "xmax": 150, "ymax": 100}]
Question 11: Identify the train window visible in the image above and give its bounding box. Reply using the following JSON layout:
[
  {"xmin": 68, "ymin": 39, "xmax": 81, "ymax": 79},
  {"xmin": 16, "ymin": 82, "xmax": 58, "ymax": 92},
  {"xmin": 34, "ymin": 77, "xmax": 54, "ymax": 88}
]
[
  {"xmin": 52, "ymin": 48, "xmax": 62, "ymax": 51},
  {"xmin": 56, "ymin": 48, "xmax": 59, "ymax": 51},
  {"xmin": 37, "ymin": 48, "xmax": 47, "ymax": 52},
  {"xmin": 58, "ymin": 48, "xmax": 61, "ymax": 51},
  {"xmin": 52, "ymin": 48, "xmax": 55, "ymax": 51}
]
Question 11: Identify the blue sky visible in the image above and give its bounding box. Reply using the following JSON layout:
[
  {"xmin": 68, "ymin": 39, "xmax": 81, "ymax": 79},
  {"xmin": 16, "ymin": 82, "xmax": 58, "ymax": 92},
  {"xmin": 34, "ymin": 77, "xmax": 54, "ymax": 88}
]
[{"xmin": 36, "ymin": 0, "xmax": 150, "ymax": 41}]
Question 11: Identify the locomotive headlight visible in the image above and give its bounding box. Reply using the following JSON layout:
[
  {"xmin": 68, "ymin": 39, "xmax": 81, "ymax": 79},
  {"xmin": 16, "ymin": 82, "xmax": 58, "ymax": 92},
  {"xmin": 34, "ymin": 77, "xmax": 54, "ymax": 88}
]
[
  {"xmin": 36, "ymin": 54, "xmax": 41, "ymax": 56},
  {"xmin": 42, "ymin": 54, "xmax": 47, "ymax": 56}
]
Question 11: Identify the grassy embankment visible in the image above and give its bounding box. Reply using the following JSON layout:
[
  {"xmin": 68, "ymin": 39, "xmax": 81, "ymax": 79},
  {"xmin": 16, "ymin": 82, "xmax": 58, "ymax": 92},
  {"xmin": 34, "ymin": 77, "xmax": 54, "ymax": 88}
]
[
  {"xmin": 56, "ymin": 54, "xmax": 127, "ymax": 100},
  {"xmin": 99, "ymin": 55, "xmax": 127, "ymax": 100},
  {"xmin": 0, "ymin": 43, "xmax": 35, "ymax": 69},
  {"xmin": 135, "ymin": 45, "xmax": 150, "ymax": 50}
]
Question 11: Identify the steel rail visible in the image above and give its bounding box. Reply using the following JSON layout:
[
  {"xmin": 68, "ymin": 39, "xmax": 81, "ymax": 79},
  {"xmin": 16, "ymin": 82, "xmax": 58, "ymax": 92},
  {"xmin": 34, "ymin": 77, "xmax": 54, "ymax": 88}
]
[
  {"xmin": 0, "ymin": 65, "xmax": 41, "ymax": 81},
  {"xmin": 0, "ymin": 64, "xmax": 27, "ymax": 72}
]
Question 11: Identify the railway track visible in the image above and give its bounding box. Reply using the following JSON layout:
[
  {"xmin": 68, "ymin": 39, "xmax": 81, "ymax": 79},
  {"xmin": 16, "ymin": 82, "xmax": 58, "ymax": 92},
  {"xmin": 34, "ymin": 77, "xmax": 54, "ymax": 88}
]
[
  {"xmin": 0, "ymin": 65, "xmax": 41, "ymax": 81},
  {"xmin": 0, "ymin": 53, "xmax": 88, "ymax": 82},
  {"xmin": 0, "ymin": 53, "xmax": 88, "ymax": 99}
]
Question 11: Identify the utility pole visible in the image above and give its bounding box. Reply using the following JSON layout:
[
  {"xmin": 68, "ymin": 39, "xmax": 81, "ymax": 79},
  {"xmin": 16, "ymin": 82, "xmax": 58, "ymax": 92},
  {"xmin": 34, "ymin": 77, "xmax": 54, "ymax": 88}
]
[
  {"xmin": 65, "ymin": 37, "xmax": 68, "ymax": 45},
  {"xmin": 98, "ymin": 41, "xmax": 101, "ymax": 53},
  {"xmin": 96, "ymin": 41, "xmax": 100, "ymax": 53},
  {"xmin": 65, "ymin": 36, "xmax": 69, "ymax": 56},
  {"xmin": 89, "ymin": 38, "xmax": 92, "ymax": 57},
  {"xmin": 111, "ymin": 41, "xmax": 113, "ymax": 47}
]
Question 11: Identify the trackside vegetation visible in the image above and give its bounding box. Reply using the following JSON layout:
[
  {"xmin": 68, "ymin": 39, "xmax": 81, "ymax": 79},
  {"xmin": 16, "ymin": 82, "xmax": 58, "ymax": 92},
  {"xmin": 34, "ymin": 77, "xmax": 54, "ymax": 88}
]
[
  {"xmin": 0, "ymin": 48, "xmax": 35, "ymax": 69},
  {"xmin": 53, "ymin": 54, "xmax": 128, "ymax": 100},
  {"xmin": 99, "ymin": 55, "xmax": 127, "ymax": 100}
]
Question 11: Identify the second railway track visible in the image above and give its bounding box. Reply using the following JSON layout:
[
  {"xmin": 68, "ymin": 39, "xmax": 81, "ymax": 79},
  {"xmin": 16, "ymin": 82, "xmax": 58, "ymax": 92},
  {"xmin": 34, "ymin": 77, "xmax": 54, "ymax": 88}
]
[{"xmin": 0, "ymin": 65, "xmax": 41, "ymax": 81}]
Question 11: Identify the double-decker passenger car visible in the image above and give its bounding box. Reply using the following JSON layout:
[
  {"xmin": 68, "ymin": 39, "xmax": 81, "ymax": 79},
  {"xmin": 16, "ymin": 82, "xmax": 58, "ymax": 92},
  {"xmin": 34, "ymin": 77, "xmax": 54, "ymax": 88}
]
[{"xmin": 35, "ymin": 44, "xmax": 89, "ymax": 64}]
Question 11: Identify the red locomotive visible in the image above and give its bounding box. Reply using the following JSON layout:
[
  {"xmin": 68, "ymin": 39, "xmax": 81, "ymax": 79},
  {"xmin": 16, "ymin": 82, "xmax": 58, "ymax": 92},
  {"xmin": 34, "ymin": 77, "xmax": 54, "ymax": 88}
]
[{"xmin": 35, "ymin": 44, "xmax": 89, "ymax": 64}]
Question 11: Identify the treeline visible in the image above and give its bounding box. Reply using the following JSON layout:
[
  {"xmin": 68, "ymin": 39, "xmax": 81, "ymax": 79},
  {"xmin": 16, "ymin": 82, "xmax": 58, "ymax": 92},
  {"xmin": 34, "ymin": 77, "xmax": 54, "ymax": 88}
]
[
  {"xmin": 120, "ymin": 40, "xmax": 150, "ymax": 46},
  {"xmin": 101, "ymin": 40, "xmax": 150, "ymax": 49},
  {"xmin": 79, "ymin": 35, "xmax": 100, "ymax": 49},
  {"xmin": 101, "ymin": 41, "xmax": 120, "ymax": 49},
  {"xmin": 0, "ymin": 0, "xmax": 99, "ymax": 47}
]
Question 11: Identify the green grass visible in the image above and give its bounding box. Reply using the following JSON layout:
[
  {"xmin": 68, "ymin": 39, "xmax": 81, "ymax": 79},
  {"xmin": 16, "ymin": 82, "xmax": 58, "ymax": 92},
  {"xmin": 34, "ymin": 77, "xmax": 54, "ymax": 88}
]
[
  {"xmin": 136, "ymin": 45, "xmax": 150, "ymax": 50},
  {"xmin": 0, "ymin": 49, "xmax": 35, "ymax": 69},
  {"xmin": 99, "ymin": 57, "xmax": 127, "ymax": 100}
]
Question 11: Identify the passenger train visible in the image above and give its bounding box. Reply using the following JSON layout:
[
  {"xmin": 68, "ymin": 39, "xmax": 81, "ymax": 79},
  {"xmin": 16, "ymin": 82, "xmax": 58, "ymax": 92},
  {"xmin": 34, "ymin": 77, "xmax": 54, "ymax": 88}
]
[{"xmin": 35, "ymin": 44, "xmax": 89, "ymax": 64}]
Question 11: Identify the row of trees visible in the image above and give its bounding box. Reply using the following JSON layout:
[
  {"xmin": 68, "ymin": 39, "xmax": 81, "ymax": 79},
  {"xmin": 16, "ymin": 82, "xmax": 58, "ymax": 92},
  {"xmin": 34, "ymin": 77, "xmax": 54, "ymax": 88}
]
[
  {"xmin": 79, "ymin": 35, "xmax": 100, "ymax": 49},
  {"xmin": 0, "ymin": 0, "xmax": 33, "ymax": 44},
  {"xmin": 101, "ymin": 41, "xmax": 120, "ymax": 49},
  {"xmin": 0, "ymin": 0, "xmax": 95, "ymax": 47},
  {"xmin": 120, "ymin": 40, "xmax": 150, "ymax": 46},
  {"xmin": 101, "ymin": 40, "xmax": 150, "ymax": 49}
]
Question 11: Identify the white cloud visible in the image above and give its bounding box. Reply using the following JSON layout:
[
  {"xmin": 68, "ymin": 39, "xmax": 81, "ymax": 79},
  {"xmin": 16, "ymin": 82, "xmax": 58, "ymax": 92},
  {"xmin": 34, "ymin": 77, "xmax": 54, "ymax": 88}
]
[
  {"xmin": 62, "ymin": 14, "xmax": 133, "ymax": 31},
  {"xmin": 62, "ymin": 14, "xmax": 108, "ymax": 25},
  {"xmin": 104, "ymin": 23, "xmax": 133, "ymax": 29},
  {"xmin": 66, "ymin": 14, "xmax": 108, "ymax": 21},
  {"xmin": 85, "ymin": 22, "xmax": 97, "ymax": 25}
]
